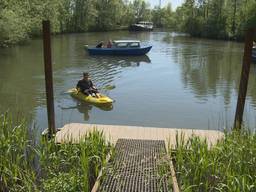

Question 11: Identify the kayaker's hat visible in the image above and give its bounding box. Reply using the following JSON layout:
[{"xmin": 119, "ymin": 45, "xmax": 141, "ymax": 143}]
[{"xmin": 83, "ymin": 72, "xmax": 89, "ymax": 77}]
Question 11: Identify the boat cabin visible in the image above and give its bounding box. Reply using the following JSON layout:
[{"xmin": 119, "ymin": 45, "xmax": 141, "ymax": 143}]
[
  {"xmin": 138, "ymin": 21, "xmax": 153, "ymax": 27},
  {"xmin": 113, "ymin": 40, "xmax": 141, "ymax": 48}
]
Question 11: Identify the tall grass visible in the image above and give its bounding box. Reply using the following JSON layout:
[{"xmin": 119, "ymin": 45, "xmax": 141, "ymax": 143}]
[
  {"xmin": 172, "ymin": 130, "xmax": 256, "ymax": 192},
  {"xmin": 0, "ymin": 113, "xmax": 38, "ymax": 191},
  {"xmin": 0, "ymin": 113, "xmax": 111, "ymax": 192}
]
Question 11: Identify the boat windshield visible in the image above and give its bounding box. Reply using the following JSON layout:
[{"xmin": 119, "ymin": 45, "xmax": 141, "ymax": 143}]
[
  {"xmin": 113, "ymin": 41, "xmax": 141, "ymax": 48},
  {"xmin": 115, "ymin": 43, "xmax": 128, "ymax": 48},
  {"xmin": 129, "ymin": 42, "xmax": 140, "ymax": 47},
  {"xmin": 138, "ymin": 21, "xmax": 153, "ymax": 26}
]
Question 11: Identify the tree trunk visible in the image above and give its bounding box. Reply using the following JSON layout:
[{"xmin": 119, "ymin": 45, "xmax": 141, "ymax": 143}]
[{"xmin": 232, "ymin": 0, "xmax": 237, "ymax": 35}]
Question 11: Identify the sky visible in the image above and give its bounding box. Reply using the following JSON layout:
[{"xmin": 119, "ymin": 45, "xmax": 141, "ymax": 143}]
[{"xmin": 147, "ymin": 0, "xmax": 184, "ymax": 10}]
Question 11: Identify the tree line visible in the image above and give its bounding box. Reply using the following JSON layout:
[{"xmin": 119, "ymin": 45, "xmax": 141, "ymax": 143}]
[
  {"xmin": 0, "ymin": 0, "xmax": 153, "ymax": 46},
  {"xmin": 173, "ymin": 0, "xmax": 256, "ymax": 40},
  {"xmin": 0, "ymin": 0, "xmax": 255, "ymax": 46}
]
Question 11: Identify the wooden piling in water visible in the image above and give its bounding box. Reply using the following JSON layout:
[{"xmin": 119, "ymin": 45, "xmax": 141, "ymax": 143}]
[
  {"xmin": 234, "ymin": 28, "xmax": 255, "ymax": 129},
  {"xmin": 42, "ymin": 20, "xmax": 56, "ymax": 136}
]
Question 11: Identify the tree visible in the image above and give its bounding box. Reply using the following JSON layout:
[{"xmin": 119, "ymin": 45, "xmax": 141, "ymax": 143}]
[
  {"xmin": 1, "ymin": 0, "xmax": 256, "ymax": 46},
  {"xmin": 152, "ymin": 3, "xmax": 175, "ymax": 29},
  {"xmin": 132, "ymin": 0, "xmax": 151, "ymax": 22}
]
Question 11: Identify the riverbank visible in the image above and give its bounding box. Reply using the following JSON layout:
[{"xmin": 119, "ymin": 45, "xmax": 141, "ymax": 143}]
[
  {"xmin": 0, "ymin": 113, "xmax": 111, "ymax": 191},
  {"xmin": 0, "ymin": 26, "xmax": 130, "ymax": 48},
  {"xmin": 1, "ymin": 0, "xmax": 255, "ymax": 47},
  {"xmin": 2, "ymin": 112, "xmax": 256, "ymax": 191},
  {"xmin": 0, "ymin": 0, "xmax": 153, "ymax": 48},
  {"xmin": 1, "ymin": 28, "xmax": 249, "ymax": 48},
  {"xmin": 173, "ymin": 129, "xmax": 256, "ymax": 191}
]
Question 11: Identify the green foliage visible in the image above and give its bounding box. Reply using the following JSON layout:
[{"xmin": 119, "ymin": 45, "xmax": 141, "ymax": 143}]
[
  {"xmin": 173, "ymin": 0, "xmax": 256, "ymax": 40},
  {"xmin": 0, "ymin": 113, "xmax": 38, "ymax": 192},
  {"xmin": 0, "ymin": 8, "xmax": 29, "ymax": 46},
  {"xmin": 0, "ymin": 0, "xmax": 153, "ymax": 46},
  {"xmin": 42, "ymin": 172, "xmax": 82, "ymax": 192},
  {"xmin": 2, "ymin": 0, "xmax": 254, "ymax": 45},
  {"xmin": 152, "ymin": 3, "xmax": 175, "ymax": 28},
  {"xmin": 132, "ymin": 0, "xmax": 151, "ymax": 22},
  {"xmin": 173, "ymin": 130, "xmax": 256, "ymax": 191},
  {"xmin": 0, "ymin": 113, "xmax": 111, "ymax": 192}
]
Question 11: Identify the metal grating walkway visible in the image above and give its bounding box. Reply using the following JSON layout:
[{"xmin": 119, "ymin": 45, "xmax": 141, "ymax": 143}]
[{"xmin": 98, "ymin": 139, "xmax": 171, "ymax": 192}]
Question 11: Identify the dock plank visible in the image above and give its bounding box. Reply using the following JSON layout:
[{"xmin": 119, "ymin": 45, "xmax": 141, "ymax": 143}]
[{"xmin": 55, "ymin": 123, "xmax": 224, "ymax": 148}]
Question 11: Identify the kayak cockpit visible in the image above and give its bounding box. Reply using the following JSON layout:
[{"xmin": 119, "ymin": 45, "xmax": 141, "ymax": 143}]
[{"xmin": 69, "ymin": 88, "xmax": 113, "ymax": 104}]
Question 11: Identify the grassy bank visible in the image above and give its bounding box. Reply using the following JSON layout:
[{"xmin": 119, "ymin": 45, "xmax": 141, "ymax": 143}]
[
  {"xmin": 172, "ymin": 130, "xmax": 256, "ymax": 192},
  {"xmin": 0, "ymin": 113, "xmax": 111, "ymax": 192}
]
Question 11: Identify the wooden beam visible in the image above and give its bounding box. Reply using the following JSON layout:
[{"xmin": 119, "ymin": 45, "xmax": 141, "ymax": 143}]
[
  {"xmin": 169, "ymin": 157, "xmax": 180, "ymax": 192},
  {"xmin": 234, "ymin": 28, "xmax": 255, "ymax": 129},
  {"xmin": 91, "ymin": 153, "xmax": 112, "ymax": 192},
  {"xmin": 42, "ymin": 20, "xmax": 56, "ymax": 136},
  {"xmin": 55, "ymin": 123, "xmax": 224, "ymax": 147}
]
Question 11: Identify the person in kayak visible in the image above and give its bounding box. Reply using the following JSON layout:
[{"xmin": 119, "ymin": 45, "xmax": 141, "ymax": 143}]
[{"xmin": 76, "ymin": 72, "xmax": 100, "ymax": 98}]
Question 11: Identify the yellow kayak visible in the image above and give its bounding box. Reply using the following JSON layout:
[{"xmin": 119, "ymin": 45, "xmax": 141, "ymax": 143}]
[{"xmin": 69, "ymin": 88, "xmax": 113, "ymax": 104}]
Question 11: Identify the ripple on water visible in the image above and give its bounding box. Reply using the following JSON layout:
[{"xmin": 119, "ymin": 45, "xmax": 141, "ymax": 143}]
[{"xmin": 2, "ymin": 31, "xmax": 256, "ymax": 130}]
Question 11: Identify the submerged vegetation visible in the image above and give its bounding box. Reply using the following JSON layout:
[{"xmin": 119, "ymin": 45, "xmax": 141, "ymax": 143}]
[
  {"xmin": 173, "ymin": 130, "xmax": 256, "ymax": 191},
  {"xmin": 0, "ymin": 113, "xmax": 111, "ymax": 192}
]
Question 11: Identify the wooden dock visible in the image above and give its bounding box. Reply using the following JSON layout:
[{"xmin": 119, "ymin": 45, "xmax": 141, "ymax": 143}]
[
  {"xmin": 55, "ymin": 123, "xmax": 224, "ymax": 148},
  {"xmin": 55, "ymin": 123, "xmax": 224, "ymax": 191},
  {"xmin": 97, "ymin": 139, "xmax": 170, "ymax": 192}
]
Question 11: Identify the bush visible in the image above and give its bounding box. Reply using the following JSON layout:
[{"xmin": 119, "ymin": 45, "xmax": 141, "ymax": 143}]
[
  {"xmin": 0, "ymin": 113, "xmax": 111, "ymax": 192},
  {"xmin": 173, "ymin": 130, "xmax": 256, "ymax": 192}
]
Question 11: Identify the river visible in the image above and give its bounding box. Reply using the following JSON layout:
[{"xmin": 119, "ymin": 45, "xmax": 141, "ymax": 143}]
[{"xmin": 1, "ymin": 31, "xmax": 256, "ymax": 131}]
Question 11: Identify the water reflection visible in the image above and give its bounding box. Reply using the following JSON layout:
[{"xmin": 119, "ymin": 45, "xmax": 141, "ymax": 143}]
[
  {"xmin": 162, "ymin": 32, "xmax": 189, "ymax": 43},
  {"xmin": 89, "ymin": 55, "xmax": 151, "ymax": 67},
  {"xmin": 168, "ymin": 34, "xmax": 244, "ymax": 104},
  {"xmin": 0, "ymin": 40, "xmax": 44, "ymax": 117},
  {"xmin": 2, "ymin": 31, "xmax": 256, "ymax": 130},
  {"xmin": 74, "ymin": 102, "xmax": 93, "ymax": 121},
  {"xmin": 62, "ymin": 100, "xmax": 113, "ymax": 121}
]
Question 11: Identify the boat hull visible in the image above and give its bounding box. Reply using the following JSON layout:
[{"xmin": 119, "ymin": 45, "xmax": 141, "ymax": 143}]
[
  {"xmin": 86, "ymin": 46, "xmax": 152, "ymax": 56},
  {"xmin": 252, "ymin": 55, "xmax": 256, "ymax": 62},
  {"xmin": 129, "ymin": 25, "xmax": 153, "ymax": 31},
  {"xmin": 252, "ymin": 48, "xmax": 256, "ymax": 63},
  {"xmin": 69, "ymin": 88, "xmax": 113, "ymax": 104}
]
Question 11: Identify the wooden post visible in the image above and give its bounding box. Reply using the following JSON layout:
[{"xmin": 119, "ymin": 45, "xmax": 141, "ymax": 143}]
[
  {"xmin": 42, "ymin": 20, "xmax": 56, "ymax": 136},
  {"xmin": 234, "ymin": 28, "xmax": 255, "ymax": 129}
]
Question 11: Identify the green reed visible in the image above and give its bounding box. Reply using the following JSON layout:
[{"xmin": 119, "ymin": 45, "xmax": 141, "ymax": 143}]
[
  {"xmin": 172, "ymin": 130, "xmax": 256, "ymax": 192},
  {"xmin": 0, "ymin": 113, "xmax": 111, "ymax": 192}
]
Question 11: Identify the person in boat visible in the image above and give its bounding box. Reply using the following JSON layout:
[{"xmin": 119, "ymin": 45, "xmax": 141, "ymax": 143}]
[
  {"xmin": 76, "ymin": 72, "xmax": 100, "ymax": 98},
  {"xmin": 107, "ymin": 40, "xmax": 112, "ymax": 48},
  {"xmin": 96, "ymin": 41, "xmax": 104, "ymax": 48}
]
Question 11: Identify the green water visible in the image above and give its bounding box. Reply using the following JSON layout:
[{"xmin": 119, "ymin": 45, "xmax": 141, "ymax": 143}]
[{"xmin": 1, "ymin": 31, "xmax": 256, "ymax": 131}]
